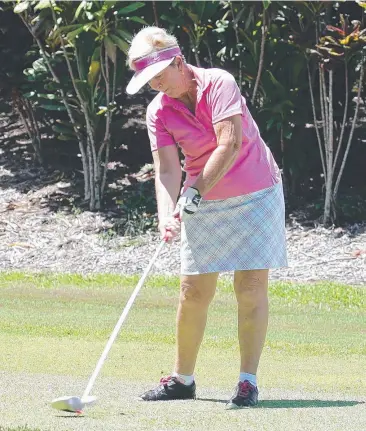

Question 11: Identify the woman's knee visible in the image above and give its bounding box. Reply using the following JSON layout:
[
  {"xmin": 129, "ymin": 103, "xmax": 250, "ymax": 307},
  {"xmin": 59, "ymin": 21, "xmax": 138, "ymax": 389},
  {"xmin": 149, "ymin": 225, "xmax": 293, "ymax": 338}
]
[
  {"xmin": 234, "ymin": 270, "xmax": 269, "ymax": 307},
  {"xmin": 179, "ymin": 273, "xmax": 218, "ymax": 307}
]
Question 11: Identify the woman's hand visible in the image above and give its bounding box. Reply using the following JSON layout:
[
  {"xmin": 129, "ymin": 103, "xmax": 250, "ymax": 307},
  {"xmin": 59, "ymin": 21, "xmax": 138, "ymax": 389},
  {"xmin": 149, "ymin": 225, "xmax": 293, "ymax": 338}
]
[
  {"xmin": 173, "ymin": 187, "xmax": 202, "ymax": 220},
  {"xmin": 159, "ymin": 215, "xmax": 181, "ymax": 243}
]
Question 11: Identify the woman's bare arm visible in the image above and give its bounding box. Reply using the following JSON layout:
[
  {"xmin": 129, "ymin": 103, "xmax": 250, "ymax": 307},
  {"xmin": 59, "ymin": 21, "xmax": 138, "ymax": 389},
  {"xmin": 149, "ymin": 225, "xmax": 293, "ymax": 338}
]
[
  {"xmin": 192, "ymin": 114, "xmax": 242, "ymax": 196},
  {"xmin": 153, "ymin": 145, "xmax": 182, "ymax": 220}
]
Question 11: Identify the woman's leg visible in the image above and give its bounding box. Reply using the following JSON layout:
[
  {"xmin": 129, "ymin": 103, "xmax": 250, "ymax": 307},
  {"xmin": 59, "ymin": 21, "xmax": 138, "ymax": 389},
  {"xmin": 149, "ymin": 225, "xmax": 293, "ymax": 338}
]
[
  {"xmin": 234, "ymin": 269, "xmax": 269, "ymax": 375},
  {"xmin": 225, "ymin": 269, "xmax": 269, "ymax": 409},
  {"xmin": 174, "ymin": 272, "xmax": 219, "ymax": 375},
  {"xmin": 140, "ymin": 272, "xmax": 218, "ymax": 401}
]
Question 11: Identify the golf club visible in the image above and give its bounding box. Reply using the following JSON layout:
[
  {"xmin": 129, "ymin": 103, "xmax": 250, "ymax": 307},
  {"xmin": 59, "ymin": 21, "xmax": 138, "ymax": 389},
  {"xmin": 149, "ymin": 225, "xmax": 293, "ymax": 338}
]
[{"xmin": 51, "ymin": 238, "xmax": 166, "ymax": 413}]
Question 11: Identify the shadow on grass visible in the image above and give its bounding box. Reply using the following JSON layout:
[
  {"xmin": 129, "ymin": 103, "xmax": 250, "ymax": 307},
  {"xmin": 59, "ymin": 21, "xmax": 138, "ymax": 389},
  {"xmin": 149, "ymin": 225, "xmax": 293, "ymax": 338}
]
[
  {"xmin": 197, "ymin": 398, "xmax": 364, "ymax": 408},
  {"xmin": 259, "ymin": 399, "xmax": 363, "ymax": 408}
]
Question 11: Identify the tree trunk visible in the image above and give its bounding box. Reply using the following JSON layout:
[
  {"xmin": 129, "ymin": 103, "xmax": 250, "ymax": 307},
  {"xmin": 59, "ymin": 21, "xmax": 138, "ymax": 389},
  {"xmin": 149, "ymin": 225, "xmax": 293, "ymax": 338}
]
[
  {"xmin": 323, "ymin": 70, "xmax": 334, "ymax": 226},
  {"xmin": 204, "ymin": 39, "xmax": 214, "ymax": 68},
  {"xmin": 11, "ymin": 88, "xmax": 43, "ymax": 165},
  {"xmin": 101, "ymin": 143, "xmax": 110, "ymax": 197},
  {"xmin": 320, "ymin": 68, "xmax": 329, "ymax": 151},
  {"xmin": 152, "ymin": 1, "xmax": 159, "ymax": 27},
  {"xmin": 251, "ymin": 7, "xmax": 267, "ymax": 105},
  {"xmin": 280, "ymin": 126, "xmax": 289, "ymax": 201},
  {"xmin": 79, "ymin": 141, "xmax": 90, "ymax": 201},
  {"xmin": 26, "ymin": 98, "xmax": 43, "ymax": 165},
  {"xmin": 230, "ymin": 2, "xmax": 243, "ymax": 93},
  {"xmin": 192, "ymin": 42, "xmax": 201, "ymax": 67},
  {"xmin": 333, "ymin": 55, "xmax": 365, "ymax": 199},
  {"xmin": 87, "ymin": 139, "xmax": 96, "ymax": 210},
  {"xmin": 307, "ymin": 63, "xmax": 326, "ymax": 179},
  {"xmin": 333, "ymin": 61, "xmax": 349, "ymax": 172}
]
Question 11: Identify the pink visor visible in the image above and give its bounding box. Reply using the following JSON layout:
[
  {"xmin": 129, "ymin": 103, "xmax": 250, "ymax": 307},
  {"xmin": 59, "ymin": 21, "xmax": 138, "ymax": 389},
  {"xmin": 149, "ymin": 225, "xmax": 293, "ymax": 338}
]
[{"xmin": 126, "ymin": 46, "xmax": 182, "ymax": 95}]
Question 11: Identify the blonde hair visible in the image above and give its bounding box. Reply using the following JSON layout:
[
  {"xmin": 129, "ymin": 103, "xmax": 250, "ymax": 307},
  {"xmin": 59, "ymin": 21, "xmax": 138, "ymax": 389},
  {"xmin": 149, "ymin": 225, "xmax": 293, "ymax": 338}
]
[{"xmin": 128, "ymin": 27, "xmax": 179, "ymax": 70}]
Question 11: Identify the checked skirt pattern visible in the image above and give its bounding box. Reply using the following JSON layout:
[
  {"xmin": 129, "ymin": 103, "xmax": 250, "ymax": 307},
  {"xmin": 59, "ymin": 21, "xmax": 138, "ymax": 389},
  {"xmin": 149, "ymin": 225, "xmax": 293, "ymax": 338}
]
[{"xmin": 180, "ymin": 182, "xmax": 288, "ymax": 275}]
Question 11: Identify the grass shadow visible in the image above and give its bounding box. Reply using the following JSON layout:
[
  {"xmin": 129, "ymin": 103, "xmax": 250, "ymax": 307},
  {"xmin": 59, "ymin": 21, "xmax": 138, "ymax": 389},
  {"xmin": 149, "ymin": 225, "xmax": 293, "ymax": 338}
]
[
  {"xmin": 258, "ymin": 399, "xmax": 363, "ymax": 409},
  {"xmin": 197, "ymin": 398, "xmax": 364, "ymax": 408}
]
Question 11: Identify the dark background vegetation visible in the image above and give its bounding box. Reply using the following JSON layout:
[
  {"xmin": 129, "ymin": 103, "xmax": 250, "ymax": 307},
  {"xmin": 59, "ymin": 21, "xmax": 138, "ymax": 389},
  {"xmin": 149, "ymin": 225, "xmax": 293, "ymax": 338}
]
[{"xmin": 0, "ymin": 1, "xmax": 365, "ymax": 234}]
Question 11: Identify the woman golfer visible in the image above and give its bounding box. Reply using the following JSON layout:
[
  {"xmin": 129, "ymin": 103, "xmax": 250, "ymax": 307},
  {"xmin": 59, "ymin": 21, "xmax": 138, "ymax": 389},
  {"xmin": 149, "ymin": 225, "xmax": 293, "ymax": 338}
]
[{"xmin": 126, "ymin": 27, "xmax": 287, "ymax": 409}]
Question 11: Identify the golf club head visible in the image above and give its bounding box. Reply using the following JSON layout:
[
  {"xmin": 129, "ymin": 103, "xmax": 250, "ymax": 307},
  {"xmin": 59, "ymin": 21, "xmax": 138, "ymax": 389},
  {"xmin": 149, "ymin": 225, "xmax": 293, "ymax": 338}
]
[{"xmin": 51, "ymin": 395, "xmax": 97, "ymax": 413}]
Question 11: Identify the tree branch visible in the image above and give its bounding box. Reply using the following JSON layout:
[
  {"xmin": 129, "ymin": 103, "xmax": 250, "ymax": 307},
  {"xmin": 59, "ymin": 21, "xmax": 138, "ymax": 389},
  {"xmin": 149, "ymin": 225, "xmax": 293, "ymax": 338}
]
[
  {"xmin": 251, "ymin": 6, "xmax": 268, "ymax": 105},
  {"xmin": 333, "ymin": 54, "xmax": 365, "ymax": 198},
  {"xmin": 307, "ymin": 62, "xmax": 326, "ymax": 180}
]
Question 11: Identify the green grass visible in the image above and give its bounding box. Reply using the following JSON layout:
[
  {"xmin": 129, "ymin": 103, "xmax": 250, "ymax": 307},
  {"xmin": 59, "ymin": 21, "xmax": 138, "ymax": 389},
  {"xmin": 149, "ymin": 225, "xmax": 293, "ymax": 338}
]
[
  {"xmin": 0, "ymin": 272, "xmax": 365, "ymax": 431},
  {"xmin": 0, "ymin": 270, "xmax": 364, "ymax": 308},
  {"xmin": 0, "ymin": 272, "xmax": 365, "ymax": 391}
]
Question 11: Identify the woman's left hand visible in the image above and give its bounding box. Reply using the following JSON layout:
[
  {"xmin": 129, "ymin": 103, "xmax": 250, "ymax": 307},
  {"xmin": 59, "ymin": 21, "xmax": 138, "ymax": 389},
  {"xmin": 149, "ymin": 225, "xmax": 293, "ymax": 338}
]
[{"xmin": 173, "ymin": 187, "xmax": 202, "ymax": 220}]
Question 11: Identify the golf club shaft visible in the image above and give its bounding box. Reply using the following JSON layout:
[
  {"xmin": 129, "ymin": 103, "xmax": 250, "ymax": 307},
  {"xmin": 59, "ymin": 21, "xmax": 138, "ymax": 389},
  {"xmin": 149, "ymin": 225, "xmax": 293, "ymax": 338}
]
[{"xmin": 81, "ymin": 239, "xmax": 166, "ymax": 400}]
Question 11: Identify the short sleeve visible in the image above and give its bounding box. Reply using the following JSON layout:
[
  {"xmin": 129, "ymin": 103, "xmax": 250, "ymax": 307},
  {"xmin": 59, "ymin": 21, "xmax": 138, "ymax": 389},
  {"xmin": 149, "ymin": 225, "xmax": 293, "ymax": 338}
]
[
  {"xmin": 208, "ymin": 72, "xmax": 244, "ymax": 124},
  {"xmin": 146, "ymin": 105, "xmax": 176, "ymax": 152}
]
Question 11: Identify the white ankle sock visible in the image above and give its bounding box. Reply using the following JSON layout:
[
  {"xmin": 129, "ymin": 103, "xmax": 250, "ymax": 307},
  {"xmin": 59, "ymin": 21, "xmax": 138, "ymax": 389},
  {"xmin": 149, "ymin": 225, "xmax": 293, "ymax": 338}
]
[
  {"xmin": 172, "ymin": 372, "xmax": 194, "ymax": 386},
  {"xmin": 239, "ymin": 372, "xmax": 257, "ymax": 387}
]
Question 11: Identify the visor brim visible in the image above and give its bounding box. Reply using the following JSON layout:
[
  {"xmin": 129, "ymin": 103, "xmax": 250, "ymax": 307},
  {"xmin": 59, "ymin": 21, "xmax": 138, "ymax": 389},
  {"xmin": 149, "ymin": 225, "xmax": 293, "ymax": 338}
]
[{"xmin": 126, "ymin": 57, "xmax": 175, "ymax": 95}]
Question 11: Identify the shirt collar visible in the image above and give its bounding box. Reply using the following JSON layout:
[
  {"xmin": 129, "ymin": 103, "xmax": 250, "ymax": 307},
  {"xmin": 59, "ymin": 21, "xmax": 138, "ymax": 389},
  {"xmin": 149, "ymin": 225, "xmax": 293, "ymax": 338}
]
[{"xmin": 187, "ymin": 64, "xmax": 211, "ymax": 95}]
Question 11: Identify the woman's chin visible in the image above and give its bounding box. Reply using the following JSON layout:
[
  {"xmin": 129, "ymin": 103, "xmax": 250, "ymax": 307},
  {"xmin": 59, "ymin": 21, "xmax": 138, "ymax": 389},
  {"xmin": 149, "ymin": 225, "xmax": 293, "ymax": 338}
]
[{"xmin": 163, "ymin": 88, "xmax": 181, "ymax": 99}]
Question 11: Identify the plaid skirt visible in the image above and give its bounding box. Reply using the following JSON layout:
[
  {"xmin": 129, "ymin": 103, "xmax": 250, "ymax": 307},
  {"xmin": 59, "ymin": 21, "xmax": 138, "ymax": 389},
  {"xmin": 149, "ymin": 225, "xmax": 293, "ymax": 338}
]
[{"xmin": 180, "ymin": 182, "xmax": 288, "ymax": 275}]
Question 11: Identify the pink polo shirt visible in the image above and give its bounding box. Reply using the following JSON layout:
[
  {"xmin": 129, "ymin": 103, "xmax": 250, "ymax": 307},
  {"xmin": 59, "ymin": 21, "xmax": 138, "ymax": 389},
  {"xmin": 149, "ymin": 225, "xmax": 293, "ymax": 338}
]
[{"xmin": 146, "ymin": 65, "xmax": 281, "ymax": 200}]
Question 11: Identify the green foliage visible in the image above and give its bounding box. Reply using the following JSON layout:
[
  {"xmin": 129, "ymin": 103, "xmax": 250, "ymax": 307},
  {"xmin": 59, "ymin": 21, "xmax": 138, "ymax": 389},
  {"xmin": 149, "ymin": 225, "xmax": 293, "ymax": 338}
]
[
  {"xmin": 161, "ymin": 1, "xmax": 220, "ymax": 65},
  {"xmin": 311, "ymin": 15, "xmax": 366, "ymax": 68},
  {"xmin": 10, "ymin": 0, "xmax": 153, "ymax": 210},
  {"xmin": 22, "ymin": 0, "xmax": 139, "ymax": 131},
  {"xmin": 0, "ymin": 3, "xmax": 32, "ymax": 95},
  {"xmin": 118, "ymin": 2, "xmax": 145, "ymax": 15},
  {"xmin": 115, "ymin": 181, "xmax": 158, "ymax": 236},
  {"xmin": 3, "ymin": 1, "xmax": 366, "ymax": 221},
  {"xmin": 334, "ymin": 192, "xmax": 366, "ymax": 223}
]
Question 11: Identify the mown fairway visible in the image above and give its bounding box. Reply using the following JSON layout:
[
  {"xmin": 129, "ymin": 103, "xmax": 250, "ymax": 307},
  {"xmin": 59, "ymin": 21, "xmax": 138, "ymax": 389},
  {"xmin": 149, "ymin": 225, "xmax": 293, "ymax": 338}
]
[{"xmin": 0, "ymin": 273, "xmax": 365, "ymax": 431}]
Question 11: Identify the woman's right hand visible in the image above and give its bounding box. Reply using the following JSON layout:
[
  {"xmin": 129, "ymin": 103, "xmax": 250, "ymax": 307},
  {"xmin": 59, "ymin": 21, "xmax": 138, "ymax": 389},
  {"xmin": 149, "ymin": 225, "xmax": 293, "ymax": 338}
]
[{"xmin": 159, "ymin": 215, "xmax": 181, "ymax": 243}]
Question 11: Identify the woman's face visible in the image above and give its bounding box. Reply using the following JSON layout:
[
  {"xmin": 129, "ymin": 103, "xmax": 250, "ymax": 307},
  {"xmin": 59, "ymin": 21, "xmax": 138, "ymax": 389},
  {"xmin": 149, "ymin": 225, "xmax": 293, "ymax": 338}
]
[{"xmin": 148, "ymin": 56, "xmax": 186, "ymax": 98}]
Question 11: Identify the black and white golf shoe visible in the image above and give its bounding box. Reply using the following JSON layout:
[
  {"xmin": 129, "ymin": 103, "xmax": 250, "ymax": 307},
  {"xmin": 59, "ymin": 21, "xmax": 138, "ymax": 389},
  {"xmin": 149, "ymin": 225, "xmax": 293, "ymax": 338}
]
[
  {"xmin": 225, "ymin": 380, "xmax": 259, "ymax": 409},
  {"xmin": 139, "ymin": 375, "xmax": 196, "ymax": 401}
]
